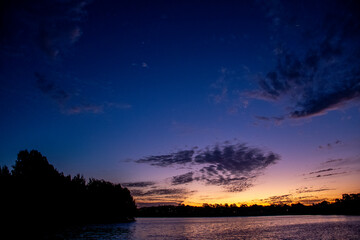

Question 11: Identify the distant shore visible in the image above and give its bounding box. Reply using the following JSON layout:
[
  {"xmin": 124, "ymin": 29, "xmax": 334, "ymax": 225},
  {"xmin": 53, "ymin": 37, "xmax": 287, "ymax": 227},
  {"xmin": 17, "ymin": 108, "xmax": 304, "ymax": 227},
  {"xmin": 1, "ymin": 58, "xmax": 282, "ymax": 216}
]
[{"xmin": 137, "ymin": 194, "xmax": 360, "ymax": 218}]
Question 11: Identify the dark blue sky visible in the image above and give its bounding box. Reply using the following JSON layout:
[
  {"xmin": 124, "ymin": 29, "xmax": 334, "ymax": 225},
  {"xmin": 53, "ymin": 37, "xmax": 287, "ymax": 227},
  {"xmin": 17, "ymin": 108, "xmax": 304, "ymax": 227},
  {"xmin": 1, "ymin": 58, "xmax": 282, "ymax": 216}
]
[{"xmin": 1, "ymin": 0, "xmax": 359, "ymax": 206}]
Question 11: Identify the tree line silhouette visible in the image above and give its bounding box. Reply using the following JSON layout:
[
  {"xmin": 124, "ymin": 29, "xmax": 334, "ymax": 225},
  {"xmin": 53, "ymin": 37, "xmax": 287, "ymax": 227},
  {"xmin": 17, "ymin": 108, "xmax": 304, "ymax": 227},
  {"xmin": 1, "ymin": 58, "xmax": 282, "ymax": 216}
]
[
  {"xmin": 2, "ymin": 149, "xmax": 359, "ymax": 237},
  {"xmin": 138, "ymin": 194, "xmax": 360, "ymax": 217},
  {"xmin": 0, "ymin": 150, "xmax": 136, "ymax": 234}
]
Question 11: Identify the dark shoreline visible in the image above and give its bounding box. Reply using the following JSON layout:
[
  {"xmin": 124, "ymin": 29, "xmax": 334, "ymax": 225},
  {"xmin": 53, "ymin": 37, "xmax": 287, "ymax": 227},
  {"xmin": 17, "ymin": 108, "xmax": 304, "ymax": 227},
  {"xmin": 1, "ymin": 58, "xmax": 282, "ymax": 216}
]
[
  {"xmin": 135, "ymin": 214, "xmax": 360, "ymax": 218},
  {"xmin": 136, "ymin": 194, "xmax": 360, "ymax": 218}
]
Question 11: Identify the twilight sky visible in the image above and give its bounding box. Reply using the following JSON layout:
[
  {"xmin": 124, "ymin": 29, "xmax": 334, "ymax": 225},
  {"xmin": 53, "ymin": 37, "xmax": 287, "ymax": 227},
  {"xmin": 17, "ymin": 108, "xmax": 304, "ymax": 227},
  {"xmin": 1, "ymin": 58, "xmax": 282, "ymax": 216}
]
[{"xmin": 1, "ymin": 0, "xmax": 359, "ymax": 207}]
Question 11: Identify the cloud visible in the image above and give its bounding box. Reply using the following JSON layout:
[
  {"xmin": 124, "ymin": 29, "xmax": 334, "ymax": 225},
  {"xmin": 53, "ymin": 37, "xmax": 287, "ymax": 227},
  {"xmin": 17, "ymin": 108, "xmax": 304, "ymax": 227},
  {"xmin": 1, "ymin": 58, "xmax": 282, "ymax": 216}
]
[
  {"xmin": 0, "ymin": 0, "xmax": 91, "ymax": 58},
  {"xmin": 136, "ymin": 201, "xmax": 182, "ymax": 207},
  {"xmin": 194, "ymin": 144, "xmax": 279, "ymax": 175},
  {"xmin": 65, "ymin": 104, "xmax": 103, "ymax": 114},
  {"xmin": 259, "ymin": 192, "xmax": 330, "ymax": 205},
  {"xmin": 136, "ymin": 150, "xmax": 195, "ymax": 167},
  {"xmin": 308, "ymin": 168, "xmax": 335, "ymax": 175},
  {"xmin": 318, "ymin": 140, "xmax": 342, "ymax": 150},
  {"xmin": 63, "ymin": 101, "xmax": 132, "ymax": 115},
  {"xmin": 257, "ymin": 183, "xmax": 335, "ymax": 205},
  {"xmin": 250, "ymin": 49, "xmax": 360, "ymax": 119},
  {"xmin": 122, "ymin": 181, "xmax": 156, "ymax": 188},
  {"xmin": 35, "ymin": 72, "xmax": 131, "ymax": 115},
  {"xmin": 210, "ymin": 67, "xmax": 251, "ymax": 114},
  {"xmin": 130, "ymin": 187, "xmax": 196, "ymax": 207},
  {"xmin": 245, "ymin": 1, "xmax": 360, "ymax": 119},
  {"xmin": 321, "ymin": 156, "xmax": 360, "ymax": 168},
  {"xmin": 65, "ymin": 101, "xmax": 132, "ymax": 115},
  {"xmin": 35, "ymin": 72, "xmax": 99, "ymax": 114},
  {"xmin": 210, "ymin": 67, "xmax": 229, "ymax": 104},
  {"xmin": 171, "ymin": 172, "xmax": 194, "ymax": 185},
  {"xmin": 205, "ymin": 176, "xmax": 253, "ymax": 192},
  {"xmin": 35, "ymin": 72, "xmax": 70, "ymax": 106},
  {"xmin": 322, "ymin": 158, "xmax": 344, "ymax": 165},
  {"xmin": 315, "ymin": 172, "xmax": 348, "ymax": 178},
  {"xmin": 254, "ymin": 115, "xmax": 284, "ymax": 125},
  {"xmin": 295, "ymin": 187, "xmax": 333, "ymax": 194},
  {"xmin": 261, "ymin": 194, "xmax": 293, "ymax": 205},
  {"xmin": 136, "ymin": 141, "xmax": 280, "ymax": 192},
  {"xmin": 304, "ymin": 166, "xmax": 347, "ymax": 179},
  {"xmin": 255, "ymin": 116, "xmax": 270, "ymax": 121},
  {"xmin": 131, "ymin": 188, "xmax": 189, "ymax": 197},
  {"xmin": 2, "ymin": 1, "xmax": 131, "ymax": 116},
  {"xmin": 296, "ymin": 198, "xmax": 328, "ymax": 205},
  {"xmin": 105, "ymin": 102, "xmax": 132, "ymax": 110},
  {"xmin": 304, "ymin": 154, "xmax": 360, "ymax": 179}
]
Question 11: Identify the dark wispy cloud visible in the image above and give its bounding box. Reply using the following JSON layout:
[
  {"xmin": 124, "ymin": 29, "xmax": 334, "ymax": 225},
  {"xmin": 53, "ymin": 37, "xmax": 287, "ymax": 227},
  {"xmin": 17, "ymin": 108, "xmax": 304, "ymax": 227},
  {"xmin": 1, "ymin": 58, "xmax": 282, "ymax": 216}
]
[
  {"xmin": 136, "ymin": 202, "xmax": 182, "ymax": 207},
  {"xmin": 136, "ymin": 150, "xmax": 195, "ymax": 167},
  {"xmin": 206, "ymin": 176, "xmax": 253, "ymax": 193},
  {"xmin": 315, "ymin": 172, "xmax": 348, "ymax": 178},
  {"xmin": 309, "ymin": 168, "xmax": 336, "ymax": 175},
  {"xmin": 194, "ymin": 144, "xmax": 279, "ymax": 174},
  {"xmin": 254, "ymin": 115, "xmax": 284, "ymax": 125},
  {"xmin": 304, "ymin": 166, "xmax": 347, "ymax": 179},
  {"xmin": 122, "ymin": 181, "xmax": 156, "ymax": 188},
  {"xmin": 35, "ymin": 72, "xmax": 131, "ymax": 114},
  {"xmin": 245, "ymin": 1, "xmax": 360, "ymax": 119},
  {"xmin": 64, "ymin": 101, "xmax": 132, "ymax": 115},
  {"xmin": 171, "ymin": 172, "xmax": 195, "ymax": 185},
  {"xmin": 304, "ymin": 154, "xmax": 360, "ymax": 180},
  {"xmin": 65, "ymin": 104, "xmax": 103, "ymax": 115},
  {"xmin": 210, "ymin": 67, "xmax": 251, "ymax": 114},
  {"xmin": 295, "ymin": 187, "xmax": 333, "ymax": 194},
  {"xmin": 261, "ymin": 194, "xmax": 293, "ymax": 205},
  {"xmin": 255, "ymin": 116, "xmax": 271, "ymax": 121},
  {"xmin": 0, "ymin": 0, "xmax": 91, "ymax": 58},
  {"xmin": 64, "ymin": 100, "xmax": 131, "ymax": 115},
  {"xmin": 321, "ymin": 156, "xmax": 360, "ymax": 169},
  {"xmin": 35, "ymin": 72, "xmax": 70, "ymax": 106},
  {"xmin": 131, "ymin": 188, "xmax": 189, "ymax": 197},
  {"xmin": 130, "ymin": 187, "xmax": 196, "ymax": 207},
  {"xmin": 322, "ymin": 158, "xmax": 344, "ymax": 165},
  {"xmin": 210, "ymin": 68, "xmax": 230, "ymax": 104},
  {"xmin": 35, "ymin": 72, "xmax": 102, "ymax": 114},
  {"xmin": 259, "ymin": 192, "xmax": 331, "ymax": 205},
  {"xmin": 258, "ymin": 183, "xmax": 335, "ymax": 205},
  {"xmin": 297, "ymin": 198, "xmax": 329, "ymax": 205},
  {"xmin": 136, "ymin": 142, "xmax": 280, "ymax": 192},
  {"xmin": 1, "ymin": 1, "xmax": 130, "ymax": 116},
  {"xmin": 318, "ymin": 140, "xmax": 342, "ymax": 150}
]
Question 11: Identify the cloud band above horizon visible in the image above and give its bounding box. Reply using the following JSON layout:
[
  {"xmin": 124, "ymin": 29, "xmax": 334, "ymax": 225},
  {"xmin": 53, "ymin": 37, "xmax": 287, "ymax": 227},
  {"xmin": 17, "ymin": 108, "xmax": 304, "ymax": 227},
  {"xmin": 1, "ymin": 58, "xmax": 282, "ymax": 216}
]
[{"xmin": 135, "ymin": 142, "xmax": 280, "ymax": 192}]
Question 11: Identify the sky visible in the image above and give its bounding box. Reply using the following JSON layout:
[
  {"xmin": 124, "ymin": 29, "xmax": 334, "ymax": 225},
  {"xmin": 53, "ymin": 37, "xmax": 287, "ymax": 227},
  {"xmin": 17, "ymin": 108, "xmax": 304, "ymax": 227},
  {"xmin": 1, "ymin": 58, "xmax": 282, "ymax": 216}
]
[{"xmin": 0, "ymin": 0, "xmax": 360, "ymax": 207}]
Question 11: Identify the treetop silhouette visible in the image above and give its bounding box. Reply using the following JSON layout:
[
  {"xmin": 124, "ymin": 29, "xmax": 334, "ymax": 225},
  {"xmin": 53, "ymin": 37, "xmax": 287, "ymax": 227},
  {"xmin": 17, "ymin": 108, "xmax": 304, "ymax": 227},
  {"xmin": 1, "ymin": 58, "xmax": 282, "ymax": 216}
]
[{"xmin": 1, "ymin": 149, "xmax": 136, "ymax": 233}]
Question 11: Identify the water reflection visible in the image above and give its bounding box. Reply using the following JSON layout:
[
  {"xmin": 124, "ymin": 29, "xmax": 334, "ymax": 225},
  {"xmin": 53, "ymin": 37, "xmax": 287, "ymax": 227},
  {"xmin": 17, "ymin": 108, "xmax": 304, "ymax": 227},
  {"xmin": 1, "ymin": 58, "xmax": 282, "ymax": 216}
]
[
  {"xmin": 51, "ymin": 222, "xmax": 136, "ymax": 239},
  {"xmin": 55, "ymin": 215, "xmax": 360, "ymax": 240}
]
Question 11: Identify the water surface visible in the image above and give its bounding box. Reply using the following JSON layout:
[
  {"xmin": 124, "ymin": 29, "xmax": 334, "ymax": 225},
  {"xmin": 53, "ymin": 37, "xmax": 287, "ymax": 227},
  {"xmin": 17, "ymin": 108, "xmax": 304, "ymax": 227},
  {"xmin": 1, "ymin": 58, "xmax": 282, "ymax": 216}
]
[{"xmin": 56, "ymin": 215, "xmax": 360, "ymax": 239}]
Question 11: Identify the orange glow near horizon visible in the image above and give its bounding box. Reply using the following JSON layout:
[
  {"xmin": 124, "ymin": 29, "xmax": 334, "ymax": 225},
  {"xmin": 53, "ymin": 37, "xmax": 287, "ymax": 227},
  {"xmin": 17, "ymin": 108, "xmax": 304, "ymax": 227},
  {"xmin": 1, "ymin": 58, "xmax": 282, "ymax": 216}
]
[{"xmin": 130, "ymin": 162, "xmax": 360, "ymax": 208}]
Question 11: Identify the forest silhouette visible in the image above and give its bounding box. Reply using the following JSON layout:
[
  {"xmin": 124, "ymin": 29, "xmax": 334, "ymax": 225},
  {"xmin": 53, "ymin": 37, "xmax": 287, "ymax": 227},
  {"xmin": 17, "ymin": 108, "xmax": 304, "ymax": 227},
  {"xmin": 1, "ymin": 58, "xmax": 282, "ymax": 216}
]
[
  {"xmin": 1, "ymin": 150, "xmax": 359, "ymax": 237},
  {"xmin": 0, "ymin": 150, "xmax": 136, "ymax": 235},
  {"xmin": 138, "ymin": 194, "xmax": 360, "ymax": 217}
]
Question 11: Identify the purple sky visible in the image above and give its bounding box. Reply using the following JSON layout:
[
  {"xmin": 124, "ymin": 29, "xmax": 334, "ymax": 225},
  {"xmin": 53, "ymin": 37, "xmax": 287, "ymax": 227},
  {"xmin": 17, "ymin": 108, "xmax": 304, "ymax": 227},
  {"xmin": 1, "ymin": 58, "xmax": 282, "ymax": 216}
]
[{"xmin": 1, "ymin": 0, "xmax": 359, "ymax": 206}]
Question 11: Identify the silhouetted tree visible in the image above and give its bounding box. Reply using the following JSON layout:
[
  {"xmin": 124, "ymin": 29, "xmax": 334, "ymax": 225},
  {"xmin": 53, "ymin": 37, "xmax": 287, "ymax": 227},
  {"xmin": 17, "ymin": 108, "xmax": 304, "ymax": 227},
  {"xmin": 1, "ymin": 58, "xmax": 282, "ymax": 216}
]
[
  {"xmin": 137, "ymin": 194, "xmax": 360, "ymax": 217},
  {"xmin": 72, "ymin": 173, "xmax": 86, "ymax": 186},
  {"xmin": 0, "ymin": 165, "xmax": 10, "ymax": 176},
  {"xmin": 1, "ymin": 149, "xmax": 136, "ymax": 237},
  {"xmin": 12, "ymin": 149, "xmax": 59, "ymax": 178}
]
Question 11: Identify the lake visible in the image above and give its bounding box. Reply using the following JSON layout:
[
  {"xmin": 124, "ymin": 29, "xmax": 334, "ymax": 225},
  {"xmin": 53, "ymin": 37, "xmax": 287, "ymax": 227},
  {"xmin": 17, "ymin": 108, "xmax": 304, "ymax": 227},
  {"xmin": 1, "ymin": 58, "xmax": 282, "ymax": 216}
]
[{"xmin": 54, "ymin": 215, "xmax": 360, "ymax": 239}]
